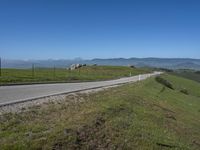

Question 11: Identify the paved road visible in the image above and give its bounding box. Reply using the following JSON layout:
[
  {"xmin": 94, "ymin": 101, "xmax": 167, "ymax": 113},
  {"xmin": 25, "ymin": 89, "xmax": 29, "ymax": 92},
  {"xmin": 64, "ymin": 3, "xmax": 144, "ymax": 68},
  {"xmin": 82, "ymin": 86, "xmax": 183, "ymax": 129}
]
[{"xmin": 0, "ymin": 72, "xmax": 161, "ymax": 106}]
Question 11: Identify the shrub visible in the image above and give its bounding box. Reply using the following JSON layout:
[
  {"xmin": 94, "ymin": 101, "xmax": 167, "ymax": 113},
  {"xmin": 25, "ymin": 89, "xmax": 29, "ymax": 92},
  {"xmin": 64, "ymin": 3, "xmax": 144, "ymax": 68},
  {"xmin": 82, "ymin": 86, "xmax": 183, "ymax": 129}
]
[
  {"xmin": 158, "ymin": 68, "xmax": 173, "ymax": 72},
  {"xmin": 180, "ymin": 88, "xmax": 189, "ymax": 95},
  {"xmin": 155, "ymin": 76, "xmax": 174, "ymax": 90},
  {"xmin": 129, "ymin": 65, "xmax": 135, "ymax": 68}
]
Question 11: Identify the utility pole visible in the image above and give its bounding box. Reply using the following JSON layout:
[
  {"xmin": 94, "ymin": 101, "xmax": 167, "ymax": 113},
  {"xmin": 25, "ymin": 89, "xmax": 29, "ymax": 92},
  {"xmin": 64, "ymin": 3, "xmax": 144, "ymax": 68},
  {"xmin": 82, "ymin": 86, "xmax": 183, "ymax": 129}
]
[
  {"xmin": 0, "ymin": 57, "xmax": 2, "ymax": 77},
  {"xmin": 32, "ymin": 64, "xmax": 35, "ymax": 78}
]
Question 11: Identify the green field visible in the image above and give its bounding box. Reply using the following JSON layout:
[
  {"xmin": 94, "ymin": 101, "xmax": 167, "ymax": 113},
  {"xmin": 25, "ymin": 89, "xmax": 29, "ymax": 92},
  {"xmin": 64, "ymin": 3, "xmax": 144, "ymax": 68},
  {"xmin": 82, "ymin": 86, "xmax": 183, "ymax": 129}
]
[
  {"xmin": 0, "ymin": 66, "xmax": 150, "ymax": 85},
  {"xmin": 0, "ymin": 73, "xmax": 200, "ymax": 149},
  {"xmin": 171, "ymin": 70, "xmax": 200, "ymax": 83}
]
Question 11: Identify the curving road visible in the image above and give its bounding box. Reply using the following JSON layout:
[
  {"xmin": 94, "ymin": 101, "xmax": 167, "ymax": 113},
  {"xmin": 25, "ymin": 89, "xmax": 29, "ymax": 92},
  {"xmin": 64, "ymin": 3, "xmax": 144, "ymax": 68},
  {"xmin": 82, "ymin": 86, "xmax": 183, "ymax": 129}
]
[{"xmin": 0, "ymin": 72, "xmax": 162, "ymax": 106}]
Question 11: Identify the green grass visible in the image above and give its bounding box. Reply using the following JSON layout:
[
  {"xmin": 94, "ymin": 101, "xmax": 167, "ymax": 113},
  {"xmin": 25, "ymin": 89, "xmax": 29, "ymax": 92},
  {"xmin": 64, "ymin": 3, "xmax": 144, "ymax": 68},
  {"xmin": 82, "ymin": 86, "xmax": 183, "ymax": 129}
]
[
  {"xmin": 0, "ymin": 74, "xmax": 200, "ymax": 149},
  {"xmin": 166, "ymin": 73, "xmax": 200, "ymax": 97},
  {"xmin": 171, "ymin": 71, "xmax": 200, "ymax": 83},
  {"xmin": 0, "ymin": 66, "xmax": 150, "ymax": 85}
]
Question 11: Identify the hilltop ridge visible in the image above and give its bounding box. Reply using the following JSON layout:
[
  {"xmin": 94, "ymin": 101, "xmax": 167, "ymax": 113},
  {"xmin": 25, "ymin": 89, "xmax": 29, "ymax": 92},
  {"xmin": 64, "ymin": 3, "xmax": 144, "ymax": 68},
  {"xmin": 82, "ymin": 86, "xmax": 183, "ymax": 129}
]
[{"xmin": 2, "ymin": 58, "xmax": 200, "ymax": 70}]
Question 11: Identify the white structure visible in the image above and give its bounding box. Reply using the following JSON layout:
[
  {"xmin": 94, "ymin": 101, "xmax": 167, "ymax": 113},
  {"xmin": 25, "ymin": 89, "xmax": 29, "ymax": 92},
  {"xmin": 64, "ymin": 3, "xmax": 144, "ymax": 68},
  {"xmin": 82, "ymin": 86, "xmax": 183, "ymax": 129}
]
[{"xmin": 68, "ymin": 64, "xmax": 85, "ymax": 70}]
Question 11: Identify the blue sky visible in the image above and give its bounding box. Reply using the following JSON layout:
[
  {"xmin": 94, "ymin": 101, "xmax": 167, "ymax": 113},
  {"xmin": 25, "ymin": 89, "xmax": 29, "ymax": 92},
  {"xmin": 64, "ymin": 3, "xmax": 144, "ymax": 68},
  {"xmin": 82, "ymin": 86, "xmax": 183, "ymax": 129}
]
[{"xmin": 0, "ymin": 0, "xmax": 200, "ymax": 59}]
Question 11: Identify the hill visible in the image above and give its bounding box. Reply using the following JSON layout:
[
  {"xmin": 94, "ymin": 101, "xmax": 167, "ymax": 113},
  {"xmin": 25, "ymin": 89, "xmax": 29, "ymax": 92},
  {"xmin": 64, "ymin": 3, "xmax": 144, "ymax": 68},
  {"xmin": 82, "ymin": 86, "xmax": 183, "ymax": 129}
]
[
  {"xmin": 0, "ymin": 73, "xmax": 200, "ymax": 149},
  {"xmin": 2, "ymin": 58, "xmax": 200, "ymax": 70},
  {"xmin": 90, "ymin": 58, "xmax": 200, "ymax": 70},
  {"xmin": 171, "ymin": 70, "xmax": 200, "ymax": 83}
]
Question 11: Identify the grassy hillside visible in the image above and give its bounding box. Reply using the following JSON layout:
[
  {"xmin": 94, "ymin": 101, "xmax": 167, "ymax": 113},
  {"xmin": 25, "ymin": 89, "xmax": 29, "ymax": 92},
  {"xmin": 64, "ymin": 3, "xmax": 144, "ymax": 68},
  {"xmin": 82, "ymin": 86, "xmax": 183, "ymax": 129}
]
[
  {"xmin": 171, "ymin": 71, "xmax": 200, "ymax": 83},
  {"xmin": 0, "ymin": 74, "xmax": 200, "ymax": 149},
  {"xmin": 0, "ymin": 66, "xmax": 149, "ymax": 85}
]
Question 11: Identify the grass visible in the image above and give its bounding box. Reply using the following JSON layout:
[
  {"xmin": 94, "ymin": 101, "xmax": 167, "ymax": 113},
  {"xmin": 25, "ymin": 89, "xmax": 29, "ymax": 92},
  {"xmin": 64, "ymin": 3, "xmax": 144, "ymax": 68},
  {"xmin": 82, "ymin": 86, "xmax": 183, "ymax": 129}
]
[
  {"xmin": 0, "ymin": 74, "xmax": 200, "ymax": 149},
  {"xmin": 171, "ymin": 70, "xmax": 200, "ymax": 83},
  {"xmin": 0, "ymin": 66, "xmax": 150, "ymax": 85},
  {"xmin": 165, "ymin": 73, "xmax": 200, "ymax": 97}
]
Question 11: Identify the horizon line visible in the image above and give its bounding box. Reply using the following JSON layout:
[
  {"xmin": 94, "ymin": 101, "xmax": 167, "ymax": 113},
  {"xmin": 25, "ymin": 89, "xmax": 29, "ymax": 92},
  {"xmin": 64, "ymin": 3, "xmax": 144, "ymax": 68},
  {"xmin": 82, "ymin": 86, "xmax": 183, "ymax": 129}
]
[{"xmin": 1, "ymin": 57, "xmax": 200, "ymax": 61}]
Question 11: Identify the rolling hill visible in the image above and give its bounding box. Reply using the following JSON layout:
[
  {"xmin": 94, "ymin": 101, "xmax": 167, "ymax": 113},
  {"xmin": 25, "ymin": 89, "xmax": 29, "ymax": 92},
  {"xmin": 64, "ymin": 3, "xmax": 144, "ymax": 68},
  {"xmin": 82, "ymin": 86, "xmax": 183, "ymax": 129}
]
[
  {"xmin": 2, "ymin": 58, "xmax": 200, "ymax": 70},
  {"xmin": 1, "ymin": 73, "xmax": 200, "ymax": 149}
]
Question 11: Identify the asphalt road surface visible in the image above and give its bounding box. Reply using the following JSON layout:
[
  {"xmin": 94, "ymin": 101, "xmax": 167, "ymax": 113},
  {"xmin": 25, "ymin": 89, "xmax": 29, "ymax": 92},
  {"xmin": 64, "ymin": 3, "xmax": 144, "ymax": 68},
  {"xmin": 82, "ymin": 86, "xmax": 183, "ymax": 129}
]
[{"xmin": 0, "ymin": 72, "xmax": 161, "ymax": 106}]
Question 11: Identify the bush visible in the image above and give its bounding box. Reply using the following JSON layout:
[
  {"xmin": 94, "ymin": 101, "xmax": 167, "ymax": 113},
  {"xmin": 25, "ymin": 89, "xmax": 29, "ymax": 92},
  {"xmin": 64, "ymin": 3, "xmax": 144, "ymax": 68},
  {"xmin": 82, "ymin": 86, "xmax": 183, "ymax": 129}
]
[
  {"xmin": 155, "ymin": 76, "xmax": 174, "ymax": 90},
  {"xmin": 158, "ymin": 68, "xmax": 173, "ymax": 72},
  {"xmin": 129, "ymin": 65, "xmax": 135, "ymax": 68},
  {"xmin": 180, "ymin": 88, "xmax": 189, "ymax": 95}
]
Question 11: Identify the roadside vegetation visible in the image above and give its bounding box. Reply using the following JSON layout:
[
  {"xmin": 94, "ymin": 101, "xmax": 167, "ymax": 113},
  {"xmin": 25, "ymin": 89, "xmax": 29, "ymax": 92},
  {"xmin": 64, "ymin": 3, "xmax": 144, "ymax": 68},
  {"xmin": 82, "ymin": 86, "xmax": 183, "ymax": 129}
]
[
  {"xmin": 0, "ymin": 73, "xmax": 200, "ymax": 149},
  {"xmin": 155, "ymin": 76, "xmax": 174, "ymax": 90},
  {"xmin": 0, "ymin": 66, "xmax": 150, "ymax": 85}
]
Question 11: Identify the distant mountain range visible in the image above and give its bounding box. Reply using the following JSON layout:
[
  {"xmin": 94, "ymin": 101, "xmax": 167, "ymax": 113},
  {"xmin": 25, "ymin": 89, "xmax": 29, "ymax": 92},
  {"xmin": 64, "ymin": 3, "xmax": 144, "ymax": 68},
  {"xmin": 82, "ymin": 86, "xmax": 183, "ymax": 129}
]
[{"xmin": 1, "ymin": 58, "xmax": 200, "ymax": 70}]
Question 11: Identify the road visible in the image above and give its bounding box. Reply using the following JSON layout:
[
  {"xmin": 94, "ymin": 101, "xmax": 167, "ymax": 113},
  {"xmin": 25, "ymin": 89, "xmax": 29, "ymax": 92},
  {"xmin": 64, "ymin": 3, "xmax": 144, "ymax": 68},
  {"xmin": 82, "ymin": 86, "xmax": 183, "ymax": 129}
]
[{"xmin": 0, "ymin": 72, "xmax": 161, "ymax": 106}]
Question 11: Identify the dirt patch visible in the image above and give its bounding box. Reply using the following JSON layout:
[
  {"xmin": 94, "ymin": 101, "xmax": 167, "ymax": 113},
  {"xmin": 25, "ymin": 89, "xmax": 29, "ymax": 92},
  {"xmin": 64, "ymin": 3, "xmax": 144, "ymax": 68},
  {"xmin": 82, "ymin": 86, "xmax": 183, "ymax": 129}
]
[
  {"xmin": 52, "ymin": 116, "xmax": 113, "ymax": 150},
  {"xmin": 75, "ymin": 117, "xmax": 107, "ymax": 149},
  {"xmin": 165, "ymin": 113, "xmax": 176, "ymax": 121}
]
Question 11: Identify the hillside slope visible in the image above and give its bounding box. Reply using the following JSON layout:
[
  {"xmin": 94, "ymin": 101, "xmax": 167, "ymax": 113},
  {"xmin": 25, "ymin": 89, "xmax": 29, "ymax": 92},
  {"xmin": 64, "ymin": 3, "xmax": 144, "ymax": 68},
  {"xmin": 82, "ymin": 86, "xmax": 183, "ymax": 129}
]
[
  {"xmin": 0, "ymin": 74, "xmax": 200, "ymax": 149},
  {"xmin": 171, "ymin": 71, "xmax": 200, "ymax": 83}
]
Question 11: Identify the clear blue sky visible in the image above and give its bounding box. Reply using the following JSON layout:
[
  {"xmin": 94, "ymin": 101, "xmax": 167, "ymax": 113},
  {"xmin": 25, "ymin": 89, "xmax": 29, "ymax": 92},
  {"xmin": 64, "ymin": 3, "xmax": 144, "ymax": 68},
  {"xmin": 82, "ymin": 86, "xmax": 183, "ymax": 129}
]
[{"xmin": 0, "ymin": 0, "xmax": 200, "ymax": 59}]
